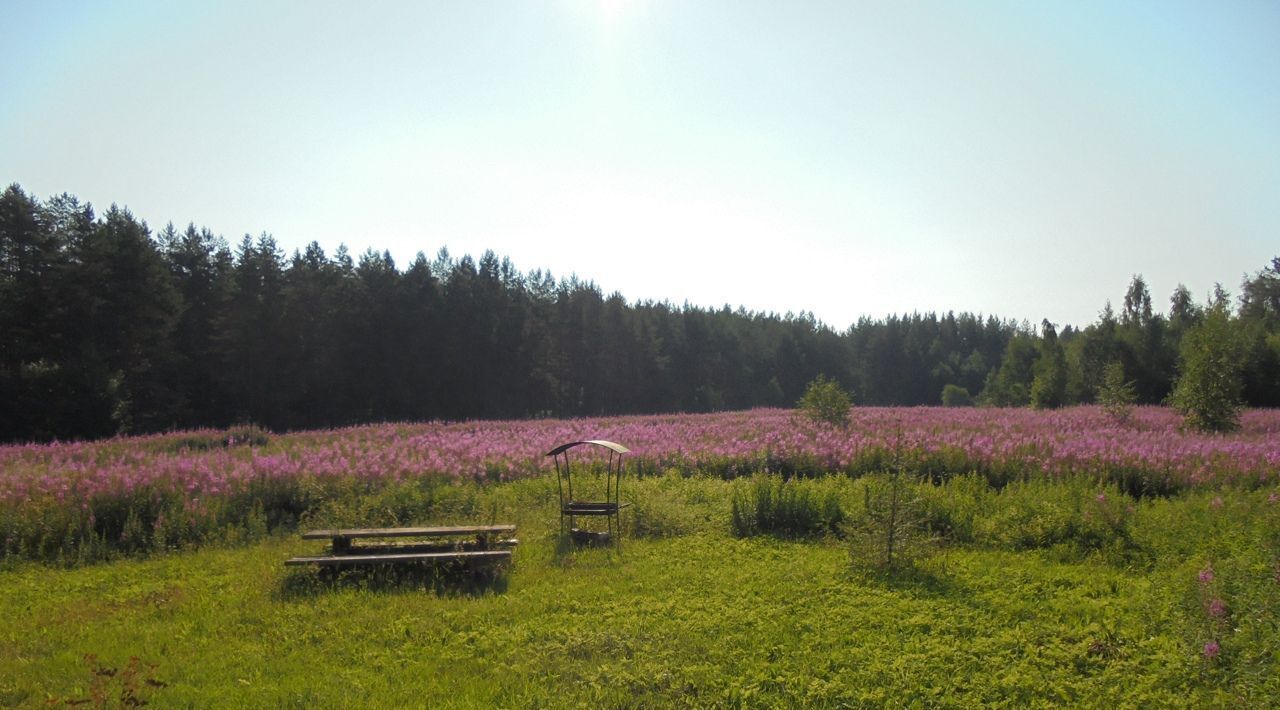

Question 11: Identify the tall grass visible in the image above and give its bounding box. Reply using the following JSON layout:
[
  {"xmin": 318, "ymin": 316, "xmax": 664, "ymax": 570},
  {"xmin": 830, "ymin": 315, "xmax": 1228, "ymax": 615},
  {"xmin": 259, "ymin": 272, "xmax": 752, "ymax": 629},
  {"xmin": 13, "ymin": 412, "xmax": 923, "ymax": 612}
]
[{"xmin": 730, "ymin": 475, "xmax": 843, "ymax": 538}]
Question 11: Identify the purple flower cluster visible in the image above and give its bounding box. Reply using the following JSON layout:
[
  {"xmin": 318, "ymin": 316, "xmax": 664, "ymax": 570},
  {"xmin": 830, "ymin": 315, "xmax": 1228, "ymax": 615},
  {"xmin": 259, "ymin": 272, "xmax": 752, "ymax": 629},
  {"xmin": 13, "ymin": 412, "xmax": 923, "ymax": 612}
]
[
  {"xmin": 1198, "ymin": 564, "xmax": 1214, "ymax": 585},
  {"xmin": 2, "ymin": 405, "xmax": 1278, "ymax": 508}
]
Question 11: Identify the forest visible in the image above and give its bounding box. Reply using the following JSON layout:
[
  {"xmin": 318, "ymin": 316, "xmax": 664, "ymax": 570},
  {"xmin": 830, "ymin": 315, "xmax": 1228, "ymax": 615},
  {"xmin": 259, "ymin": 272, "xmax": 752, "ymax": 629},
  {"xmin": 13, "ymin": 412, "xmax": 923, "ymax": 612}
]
[{"xmin": 2, "ymin": 183, "xmax": 1278, "ymax": 443}]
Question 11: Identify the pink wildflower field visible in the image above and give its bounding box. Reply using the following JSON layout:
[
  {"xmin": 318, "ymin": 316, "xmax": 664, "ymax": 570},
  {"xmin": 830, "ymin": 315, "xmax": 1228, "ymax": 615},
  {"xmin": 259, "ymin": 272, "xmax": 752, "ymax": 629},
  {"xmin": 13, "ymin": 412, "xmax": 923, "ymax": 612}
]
[{"xmin": 3, "ymin": 406, "xmax": 1278, "ymax": 509}]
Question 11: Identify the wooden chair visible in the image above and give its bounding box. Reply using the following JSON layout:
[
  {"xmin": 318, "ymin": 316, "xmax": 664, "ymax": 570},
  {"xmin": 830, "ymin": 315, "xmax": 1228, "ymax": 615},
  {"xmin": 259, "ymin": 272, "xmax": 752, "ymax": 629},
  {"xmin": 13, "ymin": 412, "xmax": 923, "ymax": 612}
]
[{"xmin": 547, "ymin": 440, "xmax": 631, "ymax": 543}]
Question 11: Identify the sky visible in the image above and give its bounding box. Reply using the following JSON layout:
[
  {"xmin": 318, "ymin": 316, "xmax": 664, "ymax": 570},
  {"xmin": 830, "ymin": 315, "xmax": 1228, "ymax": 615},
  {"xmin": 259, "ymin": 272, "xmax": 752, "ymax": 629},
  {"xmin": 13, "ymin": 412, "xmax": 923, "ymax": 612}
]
[{"xmin": 2, "ymin": 0, "xmax": 1277, "ymax": 329}]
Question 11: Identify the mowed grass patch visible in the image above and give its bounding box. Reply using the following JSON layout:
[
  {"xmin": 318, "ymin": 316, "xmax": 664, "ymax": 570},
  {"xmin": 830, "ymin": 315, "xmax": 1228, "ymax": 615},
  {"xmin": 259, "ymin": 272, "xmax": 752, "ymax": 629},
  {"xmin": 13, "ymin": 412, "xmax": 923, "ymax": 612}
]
[{"xmin": 0, "ymin": 526, "xmax": 1229, "ymax": 707}]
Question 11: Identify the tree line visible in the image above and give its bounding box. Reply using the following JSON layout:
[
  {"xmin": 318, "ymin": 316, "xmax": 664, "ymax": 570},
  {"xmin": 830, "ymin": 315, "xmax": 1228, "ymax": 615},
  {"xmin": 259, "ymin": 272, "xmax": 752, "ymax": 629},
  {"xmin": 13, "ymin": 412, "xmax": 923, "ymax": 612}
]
[{"xmin": 2, "ymin": 184, "xmax": 1277, "ymax": 442}]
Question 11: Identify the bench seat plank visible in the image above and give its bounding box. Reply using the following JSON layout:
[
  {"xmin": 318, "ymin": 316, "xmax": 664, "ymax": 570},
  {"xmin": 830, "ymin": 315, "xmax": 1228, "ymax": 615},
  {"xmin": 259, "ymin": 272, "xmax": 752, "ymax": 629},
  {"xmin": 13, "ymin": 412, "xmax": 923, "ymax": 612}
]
[
  {"xmin": 562, "ymin": 502, "xmax": 633, "ymax": 515},
  {"xmin": 301, "ymin": 524, "xmax": 516, "ymax": 540},
  {"xmin": 329, "ymin": 539, "xmax": 519, "ymax": 555},
  {"xmin": 285, "ymin": 550, "xmax": 512, "ymax": 566}
]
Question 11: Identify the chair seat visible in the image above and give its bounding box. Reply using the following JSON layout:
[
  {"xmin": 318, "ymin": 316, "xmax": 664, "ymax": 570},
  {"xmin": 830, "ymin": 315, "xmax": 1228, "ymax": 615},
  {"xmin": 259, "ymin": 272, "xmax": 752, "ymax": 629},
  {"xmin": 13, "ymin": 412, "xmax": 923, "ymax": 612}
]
[{"xmin": 562, "ymin": 501, "xmax": 632, "ymax": 515}]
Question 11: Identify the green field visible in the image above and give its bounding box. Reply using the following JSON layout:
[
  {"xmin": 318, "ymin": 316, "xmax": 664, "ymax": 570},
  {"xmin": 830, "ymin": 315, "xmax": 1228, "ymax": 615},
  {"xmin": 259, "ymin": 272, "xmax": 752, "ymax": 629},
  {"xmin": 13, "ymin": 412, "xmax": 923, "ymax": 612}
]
[{"xmin": 3, "ymin": 473, "xmax": 1276, "ymax": 707}]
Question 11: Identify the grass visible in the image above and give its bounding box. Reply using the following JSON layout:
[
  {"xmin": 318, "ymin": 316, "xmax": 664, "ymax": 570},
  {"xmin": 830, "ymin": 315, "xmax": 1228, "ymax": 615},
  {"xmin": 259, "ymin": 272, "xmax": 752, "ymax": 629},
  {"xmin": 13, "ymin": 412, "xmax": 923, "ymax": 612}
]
[
  {"xmin": 0, "ymin": 536, "xmax": 1209, "ymax": 707},
  {"xmin": 2, "ymin": 472, "xmax": 1276, "ymax": 707}
]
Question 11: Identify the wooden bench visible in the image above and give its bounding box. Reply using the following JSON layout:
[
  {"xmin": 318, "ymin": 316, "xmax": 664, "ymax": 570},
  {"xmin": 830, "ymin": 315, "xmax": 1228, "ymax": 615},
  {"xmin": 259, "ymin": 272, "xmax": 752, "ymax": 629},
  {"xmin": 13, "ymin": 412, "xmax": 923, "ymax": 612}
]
[{"xmin": 285, "ymin": 524, "xmax": 517, "ymax": 567}]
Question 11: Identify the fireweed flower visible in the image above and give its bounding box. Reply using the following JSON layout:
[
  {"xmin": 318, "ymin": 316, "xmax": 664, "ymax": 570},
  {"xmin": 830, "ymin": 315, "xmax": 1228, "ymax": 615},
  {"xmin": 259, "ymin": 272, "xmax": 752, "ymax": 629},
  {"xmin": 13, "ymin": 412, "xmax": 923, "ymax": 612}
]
[
  {"xmin": 2, "ymin": 405, "xmax": 1278, "ymax": 516},
  {"xmin": 1198, "ymin": 565, "xmax": 1214, "ymax": 584},
  {"xmin": 1203, "ymin": 641, "xmax": 1221, "ymax": 659},
  {"xmin": 1207, "ymin": 598, "xmax": 1227, "ymax": 618}
]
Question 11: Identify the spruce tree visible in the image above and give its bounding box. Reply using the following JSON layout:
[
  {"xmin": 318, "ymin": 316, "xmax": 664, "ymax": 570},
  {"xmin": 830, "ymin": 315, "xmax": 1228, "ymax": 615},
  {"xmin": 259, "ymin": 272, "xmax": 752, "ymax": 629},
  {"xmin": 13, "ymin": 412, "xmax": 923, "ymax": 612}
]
[
  {"xmin": 1031, "ymin": 320, "xmax": 1068, "ymax": 409},
  {"xmin": 1098, "ymin": 361, "xmax": 1137, "ymax": 424}
]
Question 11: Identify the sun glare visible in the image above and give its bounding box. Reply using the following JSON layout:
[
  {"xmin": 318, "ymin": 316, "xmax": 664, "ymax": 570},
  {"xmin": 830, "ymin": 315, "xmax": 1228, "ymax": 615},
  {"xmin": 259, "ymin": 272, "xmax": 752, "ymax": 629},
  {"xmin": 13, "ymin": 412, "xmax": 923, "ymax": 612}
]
[
  {"xmin": 598, "ymin": 0, "xmax": 629, "ymax": 22},
  {"xmin": 595, "ymin": 0, "xmax": 639, "ymax": 30}
]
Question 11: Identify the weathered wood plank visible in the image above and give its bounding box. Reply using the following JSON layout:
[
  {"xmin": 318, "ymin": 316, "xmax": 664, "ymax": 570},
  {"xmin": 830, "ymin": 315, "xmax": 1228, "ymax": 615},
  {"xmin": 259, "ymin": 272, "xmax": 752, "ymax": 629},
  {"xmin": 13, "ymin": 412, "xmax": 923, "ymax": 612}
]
[
  {"xmin": 328, "ymin": 539, "xmax": 520, "ymax": 555},
  {"xmin": 300, "ymin": 524, "xmax": 516, "ymax": 540},
  {"xmin": 562, "ymin": 502, "xmax": 632, "ymax": 515},
  {"xmin": 284, "ymin": 550, "xmax": 512, "ymax": 566}
]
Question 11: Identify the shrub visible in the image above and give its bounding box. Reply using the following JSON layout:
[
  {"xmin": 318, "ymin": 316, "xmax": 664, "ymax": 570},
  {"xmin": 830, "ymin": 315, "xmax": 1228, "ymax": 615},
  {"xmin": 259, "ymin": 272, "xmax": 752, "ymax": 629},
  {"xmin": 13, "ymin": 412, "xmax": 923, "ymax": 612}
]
[
  {"xmin": 797, "ymin": 375, "xmax": 852, "ymax": 427},
  {"xmin": 940, "ymin": 384, "xmax": 973, "ymax": 407}
]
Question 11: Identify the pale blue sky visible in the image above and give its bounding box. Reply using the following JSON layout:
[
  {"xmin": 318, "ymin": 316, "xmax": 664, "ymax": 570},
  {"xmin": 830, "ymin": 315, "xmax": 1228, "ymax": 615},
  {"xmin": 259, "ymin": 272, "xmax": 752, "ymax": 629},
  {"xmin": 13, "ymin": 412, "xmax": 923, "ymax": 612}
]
[{"xmin": 3, "ymin": 1, "xmax": 1277, "ymax": 328}]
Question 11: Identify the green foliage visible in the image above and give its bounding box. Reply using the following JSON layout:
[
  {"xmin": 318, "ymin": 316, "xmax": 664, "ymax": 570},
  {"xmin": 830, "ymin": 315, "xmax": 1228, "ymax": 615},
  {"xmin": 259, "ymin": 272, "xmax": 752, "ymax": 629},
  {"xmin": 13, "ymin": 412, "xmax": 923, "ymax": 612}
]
[
  {"xmin": 847, "ymin": 477, "xmax": 930, "ymax": 573},
  {"xmin": 1239, "ymin": 318, "xmax": 1280, "ymax": 407},
  {"xmin": 980, "ymin": 333, "xmax": 1038, "ymax": 406},
  {"xmin": 847, "ymin": 460, "xmax": 934, "ymax": 574},
  {"xmin": 5, "ymin": 182, "xmax": 1037, "ymax": 442},
  {"xmin": 627, "ymin": 495, "xmax": 703, "ymax": 539},
  {"xmin": 626, "ymin": 472, "xmax": 724, "ymax": 539},
  {"xmin": 1069, "ymin": 301, "xmax": 1122, "ymax": 403},
  {"xmin": 940, "ymin": 383, "xmax": 973, "ymax": 407},
  {"xmin": 4, "ymin": 478, "xmax": 1277, "ymax": 706},
  {"xmin": 1031, "ymin": 320, "xmax": 1068, "ymax": 409},
  {"xmin": 1156, "ymin": 491, "xmax": 1280, "ymax": 698},
  {"xmin": 970, "ymin": 479, "xmax": 1136, "ymax": 558},
  {"xmin": 1170, "ymin": 302, "xmax": 1244, "ymax": 433},
  {"xmin": 4, "ymin": 183, "xmax": 1280, "ymax": 442},
  {"xmin": 1098, "ymin": 361, "xmax": 1137, "ymax": 424},
  {"xmin": 796, "ymin": 374, "xmax": 852, "ymax": 427},
  {"xmin": 1122, "ymin": 274, "xmax": 1154, "ymax": 327},
  {"xmin": 1238, "ymin": 256, "xmax": 1280, "ymax": 324},
  {"xmin": 730, "ymin": 474, "xmax": 843, "ymax": 538},
  {"xmin": 159, "ymin": 423, "xmax": 271, "ymax": 453}
]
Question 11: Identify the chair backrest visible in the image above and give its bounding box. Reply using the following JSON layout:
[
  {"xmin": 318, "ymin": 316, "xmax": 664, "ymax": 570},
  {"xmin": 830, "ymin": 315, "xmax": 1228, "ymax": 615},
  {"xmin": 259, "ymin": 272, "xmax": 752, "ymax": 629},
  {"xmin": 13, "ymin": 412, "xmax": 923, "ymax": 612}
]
[{"xmin": 546, "ymin": 440, "xmax": 630, "ymax": 505}]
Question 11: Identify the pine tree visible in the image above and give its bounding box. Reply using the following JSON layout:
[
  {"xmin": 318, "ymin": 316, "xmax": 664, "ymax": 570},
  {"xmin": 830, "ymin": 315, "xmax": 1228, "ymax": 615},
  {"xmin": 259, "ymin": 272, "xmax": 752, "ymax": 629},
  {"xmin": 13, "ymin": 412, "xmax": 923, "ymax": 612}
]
[{"xmin": 0, "ymin": 185, "xmax": 65, "ymax": 440}]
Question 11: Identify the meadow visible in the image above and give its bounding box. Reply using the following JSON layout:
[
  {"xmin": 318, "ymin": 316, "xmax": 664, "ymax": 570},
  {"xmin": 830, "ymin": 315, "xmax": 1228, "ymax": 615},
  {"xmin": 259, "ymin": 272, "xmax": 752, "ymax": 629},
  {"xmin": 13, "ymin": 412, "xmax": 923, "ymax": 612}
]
[{"xmin": 1, "ymin": 406, "xmax": 1278, "ymax": 706}]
